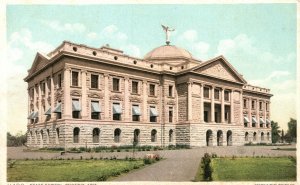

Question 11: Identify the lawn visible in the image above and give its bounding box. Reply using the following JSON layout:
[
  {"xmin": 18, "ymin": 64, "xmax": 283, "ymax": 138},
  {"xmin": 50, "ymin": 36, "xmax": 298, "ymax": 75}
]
[
  {"xmin": 209, "ymin": 157, "xmax": 296, "ymax": 181},
  {"xmin": 7, "ymin": 159, "xmax": 144, "ymax": 181}
]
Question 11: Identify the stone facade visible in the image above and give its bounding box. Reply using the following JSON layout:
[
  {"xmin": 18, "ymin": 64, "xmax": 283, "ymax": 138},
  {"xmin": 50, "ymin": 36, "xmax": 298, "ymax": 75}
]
[{"xmin": 24, "ymin": 41, "xmax": 272, "ymax": 149}]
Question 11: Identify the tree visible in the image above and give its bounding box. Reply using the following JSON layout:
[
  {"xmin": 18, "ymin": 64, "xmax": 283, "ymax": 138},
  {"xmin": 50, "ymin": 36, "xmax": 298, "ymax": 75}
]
[
  {"xmin": 7, "ymin": 132, "xmax": 27, "ymax": 147},
  {"xmin": 285, "ymin": 118, "xmax": 297, "ymax": 143},
  {"xmin": 271, "ymin": 121, "xmax": 280, "ymax": 143}
]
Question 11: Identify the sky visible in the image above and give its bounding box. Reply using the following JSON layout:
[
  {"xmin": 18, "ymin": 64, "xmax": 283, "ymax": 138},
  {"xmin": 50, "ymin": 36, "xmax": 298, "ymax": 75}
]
[{"xmin": 4, "ymin": 4, "xmax": 296, "ymax": 134}]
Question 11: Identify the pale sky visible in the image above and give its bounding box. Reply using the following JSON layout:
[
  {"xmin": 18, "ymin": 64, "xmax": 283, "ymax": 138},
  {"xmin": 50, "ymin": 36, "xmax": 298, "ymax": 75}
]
[{"xmin": 4, "ymin": 4, "xmax": 296, "ymax": 134}]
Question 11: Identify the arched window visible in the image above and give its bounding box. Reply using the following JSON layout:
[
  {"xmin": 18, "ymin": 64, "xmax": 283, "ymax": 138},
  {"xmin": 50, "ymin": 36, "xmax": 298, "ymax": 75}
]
[
  {"xmin": 217, "ymin": 130, "xmax": 223, "ymax": 146},
  {"xmin": 114, "ymin": 128, "xmax": 121, "ymax": 143},
  {"xmin": 29, "ymin": 131, "xmax": 32, "ymax": 144},
  {"xmin": 151, "ymin": 129, "xmax": 157, "ymax": 142},
  {"xmin": 35, "ymin": 131, "xmax": 38, "ymax": 144},
  {"xmin": 46, "ymin": 129, "xmax": 50, "ymax": 144},
  {"xmin": 56, "ymin": 128, "xmax": 60, "ymax": 144},
  {"xmin": 261, "ymin": 132, "xmax": 265, "ymax": 141},
  {"xmin": 206, "ymin": 130, "xmax": 213, "ymax": 146},
  {"xmin": 169, "ymin": 129, "xmax": 173, "ymax": 142},
  {"xmin": 227, "ymin": 130, "xmax": 232, "ymax": 146},
  {"xmin": 92, "ymin": 128, "xmax": 100, "ymax": 143},
  {"xmin": 245, "ymin": 132, "xmax": 249, "ymax": 141},
  {"xmin": 267, "ymin": 132, "xmax": 270, "ymax": 141},
  {"xmin": 133, "ymin": 129, "xmax": 140, "ymax": 144},
  {"xmin": 73, "ymin": 127, "xmax": 80, "ymax": 143},
  {"xmin": 253, "ymin": 132, "xmax": 257, "ymax": 141}
]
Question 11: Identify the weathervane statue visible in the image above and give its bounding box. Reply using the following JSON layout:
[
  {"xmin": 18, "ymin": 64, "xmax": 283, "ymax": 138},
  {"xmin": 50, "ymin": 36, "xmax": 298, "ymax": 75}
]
[{"xmin": 161, "ymin": 24, "xmax": 175, "ymax": 45}]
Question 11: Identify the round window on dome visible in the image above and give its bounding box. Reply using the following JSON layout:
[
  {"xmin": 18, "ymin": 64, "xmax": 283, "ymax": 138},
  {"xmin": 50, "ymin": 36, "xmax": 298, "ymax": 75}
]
[
  {"xmin": 114, "ymin": 56, "xmax": 118, "ymax": 60},
  {"xmin": 133, "ymin": 60, "xmax": 137, "ymax": 64},
  {"xmin": 92, "ymin": 51, "xmax": 97, "ymax": 56},
  {"xmin": 150, "ymin": 64, "xmax": 154, "ymax": 68},
  {"xmin": 73, "ymin": 47, "xmax": 77, "ymax": 52},
  {"xmin": 170, "ymin": 67, "xmax": 173, "ymax": 70},
  {"xmin": 181, "ymin": 66, "xmax": 184, "ymax": 69}
]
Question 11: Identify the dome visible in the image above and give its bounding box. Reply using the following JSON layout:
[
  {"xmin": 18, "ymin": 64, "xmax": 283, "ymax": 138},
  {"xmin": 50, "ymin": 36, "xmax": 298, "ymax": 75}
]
[{"xmin": 144, "ymin": 45, "xmax": 193, "ymax": 60}]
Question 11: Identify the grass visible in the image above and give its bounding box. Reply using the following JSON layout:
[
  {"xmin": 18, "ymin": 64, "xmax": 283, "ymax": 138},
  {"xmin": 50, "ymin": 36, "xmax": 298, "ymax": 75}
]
[
  {"xmin": 271, "ymin": 148, "xmax": 296, "ymax": 151},
  {"xmin": 7, "ymin": 159, "xmax": 144, "ymax": 181},
  {"xmin": 197, "ymin": 157, "xmax": 296, "ymax": 181}
]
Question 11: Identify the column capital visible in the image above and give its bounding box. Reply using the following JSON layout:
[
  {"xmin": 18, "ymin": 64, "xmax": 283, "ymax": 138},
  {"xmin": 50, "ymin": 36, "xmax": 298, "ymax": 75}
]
[
  {"xmin": 81, "ymin": 69, "xmax": 88, "ymax": 74},
  {"xmin": 64, "ymin": 66, "xmax": 71, "ymax": 72}
]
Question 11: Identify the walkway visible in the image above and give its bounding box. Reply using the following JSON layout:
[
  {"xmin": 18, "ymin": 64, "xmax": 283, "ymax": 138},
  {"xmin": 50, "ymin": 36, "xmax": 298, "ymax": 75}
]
[{"xmin": 7, "ymin": 144, "xmax": 296, "ymax": 181}]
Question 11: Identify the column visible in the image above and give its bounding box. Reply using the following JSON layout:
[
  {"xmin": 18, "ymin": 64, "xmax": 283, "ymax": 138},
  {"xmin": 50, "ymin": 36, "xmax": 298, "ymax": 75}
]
[
  {"xmin": 200, "ymin": 84, "xmax": 204, "ymax": 122},
  {"xmin": 221, "ymin": 88, "xmax": 225, "ymax": 123},
  {"xmin": 248, "ymin": 98, "xmax": 252, "ymax": 127},
  {"xmin": 81, "ymin": 70, "xmax": 87, "ymax": 119},
  {"xmin": 63, "ymin": 68, "xmax": 71, "ymax": 119},
  {"xmin": 38, "ymin": 83, "xmax": 42, "ymax": 122},
  {"xmin": 211, "ymin": 86, "xmax": 215, "ymax": 122},
  {"xmin": 263, "ymin": 101, "xmax": 267, "ymax": 128},
  {"xmin": 142, "ymin": 80, "xmax": 148, "ymax": 122},
  {"xmin": 230, "ymin": 90, "xmax": 234, "ymax": 124},
  {"xmin": 50, "ymin": 75, "xmax": 55, "ymax": 120},
  {"xmin": 27, "ymin": 88, "xmax": 31, "ymax": 125},
  {"xmin": 239, "ymin": 91, "xmax": 243, "ymax": 125},
  {"xmin": 187, "ymin": 82, "xmax": 192, "ymax": 122},
  {"xmin": 256, "ymin": 99, "xmax": 260, "ymax": 128},
  {"xmin": 104, "ymin": 74, "xmax": 110, "ymax": 120},
  {"xmin": 124, "ymin": 77, "xmax": 130, "ymax": 121}
]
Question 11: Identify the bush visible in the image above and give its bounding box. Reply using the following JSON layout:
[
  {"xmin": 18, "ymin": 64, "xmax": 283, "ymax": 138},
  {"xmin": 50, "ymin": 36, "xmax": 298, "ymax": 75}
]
[
  {"xmin": 117, "ymin": 149, "xmax": 121, "ymax": 152},
  {"xmin": 7, "ymin": 160, "xmax": 16, "ymax": 168},
  {"xmin": 201, "ymin": 153, "xmax": 213, "ymax": 181},
  {"xmin": 143, "ymin": 158, "xmax": 153, "ymax": 164},
  {"xmin": 97, "ymin": 174, "xmax": 108, "ymax": 181},
  {"xmin": 212, "ymin": 153, "xmax": 218, "ymax": 158}
]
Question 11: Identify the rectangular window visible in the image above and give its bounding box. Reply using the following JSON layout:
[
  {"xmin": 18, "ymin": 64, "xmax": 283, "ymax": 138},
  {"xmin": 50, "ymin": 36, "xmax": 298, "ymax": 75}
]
[
  {"xmin": 149, "ymin": 84, "xmax": 155, "ymax": 96},
  {"xmin": 259, "ymin": 102, "xmax": 262, "ymax": 110},
  {"xmin": 252, "ymin": 100, "xmax": 255, "ymax": 109},
  {"xmin": 72, "ymin": 71, "xmax": 79, "ymax": 86},
  {"xmin": 132, "ymin": 105, "xmax": 141, "ymax": 121},
  {"xmin": 204, "ymin": 111, "xmax": 209, "ymax": 122},
  {"xmin": 243, "ymin": 99, "xmax": 247, "ymax": 108},
  {"xmin": 168, "ymin": 85, "xmax": 173, "ymax": 97},
  {"xmin": 91, "ymin": 74, "xmax": 99, "ymax": 89},
  {"xmin": 224, "ymin": 91, "xmax": 229, "ymax": 101},
  {"xmin": 266, "ymin": 102, "xmax": 269, "ymax": 111},
  {"xmin": 47, "ymin": 77, "xmax": 51, "ymax": 92},
  {"xmin": 204, "ymin": 87, "xmax": 210, "ymax": 98},
  {"xmin": 132, "ymin": 81, "xmax": 138, "ymax": 94},
  {"xmin": 72, "ymin": 99, "xmax": 80, "ymax": 119},
  {"xmin": 169, "ymin": 107, "xmax": 173, "ymax": 123},
  {"xmin": 91, "ymin": 101, "xmax": 101, "ymax": 119},
  {"xmin": 113, "ymin": 103, "xmax": 121, "ymax": 120},
  {"xmin": 58, "ymin": 74, "xmax": 62, "ymax": 88},
  {"xmin": 150, "ymin": 106, "xmax": 158, "ymax": 122},
  {"xmin": 113, "ymin": 78, "xmax": 120, "ymax": 91},
  {"xmin": 41, "ymin": 82, "xmax": 46, "ymax": 95},
  {"xmin": 214, "ymin": 89, "xmax": 220, "ymax": 100}
]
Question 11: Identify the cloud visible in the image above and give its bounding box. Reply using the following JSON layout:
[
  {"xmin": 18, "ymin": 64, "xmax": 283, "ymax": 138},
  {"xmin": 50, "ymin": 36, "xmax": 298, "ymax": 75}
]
[
  {"xmin": 179, "ymin": 30, "xmax": 198, "ymax": 42},
  {"xmin": 9, "ymin": 28, "xmax": 54, "ymax": 54},
  {"xmin": 42, "ymin": 20, "xmax": 86, "ymax": 33},
  {"xmin": 102, "ymin": 25, "xmax": 128, "ymax": 41},
  {"xmin": 87, "ymin": 32, "xmax": 98, "ymax": 39},
  {"xmin": 177, "ymin": 29, "xmax": 210, "ymax": 60},
  {"xmin": 123, "ymin": 44, "xmax": 141, "ymax": 58}
]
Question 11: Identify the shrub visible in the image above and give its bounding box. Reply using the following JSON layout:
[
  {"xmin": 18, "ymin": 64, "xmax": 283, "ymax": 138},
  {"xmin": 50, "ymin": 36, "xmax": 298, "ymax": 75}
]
[
  {"xmin": 97, "ymin": 174, "xmax": 108, "ymax": 181},
  {"xmin": 133, "ymin": 165, "xmax": 139, "ymax": 169},
  {"xmin": 79, "ymin": 147, "xmax": 86, "ymax": 152},
  {"xmin": 117, "ymin": 149, "xmax": 121, "ymax": 152},
  {"xmin": 201, "ymin": 153, "xmax": 213, "ymax": 181},
  {"xmin": 211, "ymin": 153, "xmax": 218, "ymax": 158},
  {"xmin": 125, "ymin": 149, "xmax": 129, "ymax": 152},
  {"xmin": 143, "ymin": 158, "xmax": 152, "ymax": 164},
  {"xmin": 110, "ymin": 149, "xmax": 114, "ymax": 153},
  {"xmin": 7, "ymin": 160, "xmax": 16, "ymax": 168}
]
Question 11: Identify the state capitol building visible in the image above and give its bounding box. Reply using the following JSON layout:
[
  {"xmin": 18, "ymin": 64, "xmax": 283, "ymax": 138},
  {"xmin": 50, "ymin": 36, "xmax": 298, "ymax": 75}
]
[{"xmin": 24, "ymin": 29, "xmax": 272, "ymax": 148}]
